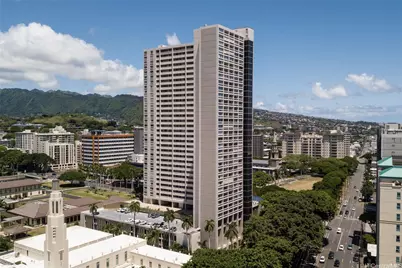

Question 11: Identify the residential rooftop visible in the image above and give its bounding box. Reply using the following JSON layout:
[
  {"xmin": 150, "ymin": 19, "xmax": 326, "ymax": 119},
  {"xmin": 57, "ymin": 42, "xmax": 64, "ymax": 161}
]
[{"xmin": 82, "ymin": 209, "xmax": 199, "ymax": 234}]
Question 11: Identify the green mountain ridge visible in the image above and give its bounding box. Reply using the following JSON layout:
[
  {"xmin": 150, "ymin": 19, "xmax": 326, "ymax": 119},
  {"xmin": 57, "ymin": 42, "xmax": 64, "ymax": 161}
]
[{"xmin": 0, "ymin": 88, "xmax": 143, "ymax": 125}]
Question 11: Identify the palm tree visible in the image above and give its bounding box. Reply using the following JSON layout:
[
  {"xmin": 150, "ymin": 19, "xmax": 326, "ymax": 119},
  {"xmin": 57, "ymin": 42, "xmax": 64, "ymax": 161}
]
[
  {"xmin": 89, "ymin": 203, "xmax": 98, "ymax": 230},
  {"xmin": 224, "ymin": 222, "xmax": 239, "ymax": 249},
  {"xmin": 164, "ymin": 209, "xmax": 175, "ymax": 249},
  {"xmin": 181, "ymin": 216, "xmax": 193, "ymax": 253},
  {"xmin": 204, "ymin": 219, "xmax": 215, "ymax": 249},
  {"xmin": 128, "ymin": 201, "xmax": 141, "ymax": 237},
  {"xmin": 101, "ymin": 223, "xmax": 122, "ymax": 237},
  {"xmin": 147, "ymin": 227, "xmax": 161, "ymax": 247}
]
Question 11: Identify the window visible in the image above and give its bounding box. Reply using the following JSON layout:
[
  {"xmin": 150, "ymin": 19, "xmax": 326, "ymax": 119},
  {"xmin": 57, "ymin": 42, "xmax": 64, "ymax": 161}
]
[
  {"xmin": 106, "ymin": 258, "xmax": 109, "ymax": 268},
  {"xmin": 397, "ymin": 225, "xmax": 401, "ymax": 232},
  {"xmin": 125, "ymin": 251, "xmax": 128, "ymax": 261},
  {"xmin": 140, "ymin": 259, "xmax": 143, "ymax": 265},
  {"xmin": 116, "ymin": 254, "xmax": 119, "ymax": 265},
  {"xmin": 398, "ymin": 203, "xmax": 401, "ymax": 210},
  {"xmin": 158, "ymin": 265, "xmax": 162, "ymax": 268},
  {"xmin": 59, "ymin": 250, "xmax": 63, "ymax": 261},
  {"xmin": 397, "ymin": 246, "xmax": 400, "ymax": 253},
  {"xmin": 397, "ymin": 235, "xmax": 400, "ymax": 242},
  {"xmin": 397, "ymin": 257, "xmax": 401, "ymax": 263},
  {"xmin": 96, "ymin": 262, "xmax": 100, "ymax": 268},
  {"xmin": 149, "ymin": 261, "xmax": 153, "ymax": 268},
  {"xmin": 397, "ymin": 214, "xmax": 401, "ymax": 221},
  {"xmin": 398, "ymin": 192, "xmax": 401, "ymax": 200}
]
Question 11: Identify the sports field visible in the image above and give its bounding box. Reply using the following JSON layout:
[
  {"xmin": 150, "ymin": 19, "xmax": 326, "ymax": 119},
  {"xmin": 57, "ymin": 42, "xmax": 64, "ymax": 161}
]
[{"xmin": 282, "ymin": 176, "xmax": 322, "ymax": 191}]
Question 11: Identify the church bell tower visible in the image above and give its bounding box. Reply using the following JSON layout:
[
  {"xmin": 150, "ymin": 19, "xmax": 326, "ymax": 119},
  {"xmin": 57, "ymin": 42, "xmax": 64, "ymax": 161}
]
[{"xmin": 44, "ymin": 179, "xmax": 69, "ymax": 268}]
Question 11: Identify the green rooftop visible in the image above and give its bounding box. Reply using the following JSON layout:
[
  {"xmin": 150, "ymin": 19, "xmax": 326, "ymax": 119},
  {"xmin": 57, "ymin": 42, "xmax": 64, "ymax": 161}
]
[
  {"xmin": 377, "ymin": 156, "xmax": 393, "ymax": 167},
  {"xmin": 379, "ymin": 166, "xmax": 402, "ymax": 179}
]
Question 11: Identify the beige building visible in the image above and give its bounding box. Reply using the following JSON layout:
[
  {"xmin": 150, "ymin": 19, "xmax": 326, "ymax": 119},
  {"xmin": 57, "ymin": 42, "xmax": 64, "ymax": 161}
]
[
  {"xmin": 377, "ymin": 156, "xmax": 402, "ymax": 265},
  {"xmin": 143, "ymin": 24, "xmax": 254, "ymax": 249},
  {"xmin": 282, "ymin": 129, "xmax": 350, "ymax": 159},
  {"xmin": 322, "ymin": 129, "xmax": 351, "ymax": 158},
  {"xmin": 33, "ymin": 126, "xmax": 77, "ymax": 170}
]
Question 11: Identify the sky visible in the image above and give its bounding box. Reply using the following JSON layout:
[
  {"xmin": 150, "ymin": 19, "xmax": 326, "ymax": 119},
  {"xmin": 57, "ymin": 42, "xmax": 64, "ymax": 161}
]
[{"xmin": 0, "ymin": 0, "xmax": 401, "ymax": 122}]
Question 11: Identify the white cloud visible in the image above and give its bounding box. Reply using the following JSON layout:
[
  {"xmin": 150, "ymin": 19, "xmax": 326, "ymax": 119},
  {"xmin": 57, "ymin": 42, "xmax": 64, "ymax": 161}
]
[
  {"xmin": 346, "ymin": 73, "xmax": 393, "ymax": 92},
  {"xmin": 312, "ymin": 82, "xmax": 347, "ymax": 99},
  {"xmin": 166, "ymin": 33, "xmax": 181, "ymax": 46},
  {"xmin": 274, "ymin": 102, "xmax": 289, "ymax": 113},
  {"xmin": 253, "ymin": 101, "xmax": 265, "ymax": 109},
  {"xmin": 0, "ymin": 23, "xmax": 143, "ymax": 94}
]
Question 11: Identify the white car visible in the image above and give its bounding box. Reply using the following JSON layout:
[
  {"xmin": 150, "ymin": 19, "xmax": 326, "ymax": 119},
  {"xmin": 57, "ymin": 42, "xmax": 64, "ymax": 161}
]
[
  {"xmin": 339, "ymin": 245, "xmax": 344, "ymax": 251},
  {"xmin": 319, "ymin": 256, "xmax": 325, "ymax": 263},
  {"xmin": 337, "ymin": 228, "xmax": 342, "ymax": 234},
  {"xmin": 352, "ymin": 207, "xmax": 356, "ymax": 211}
]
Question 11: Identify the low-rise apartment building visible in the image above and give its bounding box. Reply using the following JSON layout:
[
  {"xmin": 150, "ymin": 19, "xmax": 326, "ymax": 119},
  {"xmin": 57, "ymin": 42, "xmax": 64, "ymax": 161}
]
[{"xmin": 81, "ymin": 130, "xmax": 134, "ymax": 167}]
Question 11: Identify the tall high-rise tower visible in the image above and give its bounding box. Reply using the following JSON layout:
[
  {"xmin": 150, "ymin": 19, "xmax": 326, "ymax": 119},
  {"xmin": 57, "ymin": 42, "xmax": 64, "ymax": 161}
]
[
  {"xmin": 44, "ymin": 180, "xmax": 69, "ymax": 268},
  {"xmin": 143, "ymin": 24, "xmax": 254, "ymax": 249}
]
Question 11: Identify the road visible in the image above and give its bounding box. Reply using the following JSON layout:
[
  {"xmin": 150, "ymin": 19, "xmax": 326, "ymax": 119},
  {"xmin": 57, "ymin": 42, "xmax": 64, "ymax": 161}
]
[{"xmin": 318, "ymin": 163, "xmax": 365, "ymax": 268}]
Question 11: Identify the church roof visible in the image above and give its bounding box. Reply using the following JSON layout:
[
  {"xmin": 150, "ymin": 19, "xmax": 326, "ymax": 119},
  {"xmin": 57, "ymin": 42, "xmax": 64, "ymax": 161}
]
[{"xmin": 9, "ymin": 201, "xmax": 48, "ymax": 219}]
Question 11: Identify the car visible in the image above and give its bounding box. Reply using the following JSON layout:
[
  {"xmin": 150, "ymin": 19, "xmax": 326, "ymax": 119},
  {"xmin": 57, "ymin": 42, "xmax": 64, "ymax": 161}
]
[
  {"xmin": 339, "ymin": 211, "xmax": 343, "ymax": 215},
  {"xmin": 354, "ymin": 185, "xmax": 356, "ymax": 189},
  {"xmin": 343, "ymin": 203, "xmax": 347, "ymax": 207},
  {"xmin": 334, "ymin": 259, "xmax": 341, "ymax": 267},
  {"xmin": 338, "ymin": 245, "xmax": 344, "ymax": 251},
  {"xmin": 326, "ymin": 226, "xmax": 332, "ymax": 230},
  {"xmin": 354, "ymin": 196, "xmax": 357, "ymax": 200},
  {"xmin": 319, "ymin": 256, "xmax": 325, "ymax": 263},
  {"xmin": 328, "ymin": 251, "xmax": 335, "ymax": 259},
  {"xmin": 337, "ymin": 228, "xmax": 342, "ymax": 234},
  {"xmin": 353, "ymin": 253, "xmax": 360, "ymax": 262},
  {"xmin": 345, "ymin": 210, "xmax": 349, "ymax": 215},
  {"xmin": 358, "ymin": 198, "xmax": 362, "ymax": 202},
  {"xmin": 370, "ymin": 197, "xmax": 374, "ymax": 201},
  {"xmin": 347, "ymin": 244, "xmax": 353, "ymax": 250},
  {"xmin": 352, "ymin": 207, "xmax": 356, "ymax": 211}
]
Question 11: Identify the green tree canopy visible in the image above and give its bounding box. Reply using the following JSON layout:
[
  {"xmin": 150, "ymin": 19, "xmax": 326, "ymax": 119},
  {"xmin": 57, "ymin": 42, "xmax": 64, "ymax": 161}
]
[{"xmin": 59, "ymin": 170, "xmax": 87, "ymax": 182}]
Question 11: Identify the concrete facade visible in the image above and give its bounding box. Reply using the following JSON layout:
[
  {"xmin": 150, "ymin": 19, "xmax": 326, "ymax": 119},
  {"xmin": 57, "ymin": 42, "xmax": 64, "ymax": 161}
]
[
  {"xmin": 81, "ymin": 130, "xmax": 134, "ymax": 167},
  {"xmin": 133, "ymin": 127, "xmax": 144, "ymax": 154},
  {"xmin": 143, "ymin": 24, "xmax": 254, "ymax": 249},
  {"xmin": 15, "ymin": 130, "xmax": 34, "ymax": 153},
  {"xmin": 253, "ymin": 134, "xmax": 264, "ymax": 158}
]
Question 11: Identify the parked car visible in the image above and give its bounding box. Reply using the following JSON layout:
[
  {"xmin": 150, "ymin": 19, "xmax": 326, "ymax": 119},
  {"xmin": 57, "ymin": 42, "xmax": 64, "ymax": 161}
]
[
  {"xmin": 338, "ymin": 245, "xmax": 344, "ymax": 251},
  {"xmin": 326, "ymin": 226, "xmax": 332, "ymax": 230},
  {"xmin": 347, "ymin": 244, "xmax": 353, "ymax": 250},
  {"xmin": 337, "ymin": 228, "xmax": 342, "ymax": 234}
]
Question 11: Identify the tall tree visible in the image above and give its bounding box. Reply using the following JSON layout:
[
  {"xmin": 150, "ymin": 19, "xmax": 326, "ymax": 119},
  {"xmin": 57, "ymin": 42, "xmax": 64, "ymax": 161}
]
[
  {"xmin": 89, "ymin": 203, "xmax": 98, "ymax": 230},
  {"xmin": 128, "ymin": 201, "xmax": 141, "ymax": 237},
  {"xmin": 204, "ymin": 219, "xmax": 215, "ymax": 249},
  {"xmin": 164, "ymin": 208, "xmax": 175, "ymax": 249},
  {"xmin": 224, "ymin": 222, "xmax": 238, "ymax": 249},
  {"xmin": 182, "ymin": 216, "xmax": 193, "ymax": 253},
  {"xmin": 147, "ymin": 227, "xmax": 161, "ymax": 247}
]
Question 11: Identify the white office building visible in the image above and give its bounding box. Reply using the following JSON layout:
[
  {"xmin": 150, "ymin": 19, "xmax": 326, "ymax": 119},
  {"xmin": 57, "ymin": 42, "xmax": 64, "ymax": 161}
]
[
  {"xmin": 81, "ymin": 130, "xmax": 134, "ymax": 167},
  {"xmin": 143, "ymin": 24, "xmax": 254, "ymax": 249}
]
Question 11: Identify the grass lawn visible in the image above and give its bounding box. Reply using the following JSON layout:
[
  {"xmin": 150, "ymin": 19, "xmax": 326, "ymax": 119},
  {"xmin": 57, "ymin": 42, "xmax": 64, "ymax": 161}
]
[
  {"xmin": 65, "ymin": 188, "xmax": 134, "ymax": 200},
  {"xmin": 27, "ymin": 226, "xmax": 46, "ymax": 236},
  {"xmin": 282, "ymin": 177, "xmax": 323, "ymax": 191}
]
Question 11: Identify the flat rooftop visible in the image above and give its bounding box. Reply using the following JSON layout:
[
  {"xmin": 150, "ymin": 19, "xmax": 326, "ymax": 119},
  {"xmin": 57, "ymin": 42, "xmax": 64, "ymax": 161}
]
[
  {"xmin": 82, "ymin": 209, "xmax": 199, "ymax": 234},
  {"xmin": 69, "ymin": 235, "xmax": 144, "ymax": 267},
  {"xmin": 132, "ymin": 245, "xmax": 191, "ymax": 265},
  {"xmin": 14, "ymin": 225, "xmax": 112, "ymax": 252},
  {"xmin": 0, "ymin": 252, "xmax": 44, "ymax": 268}
]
